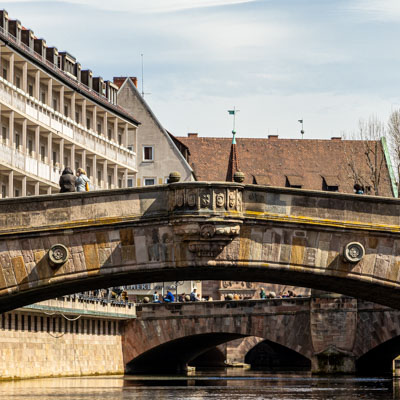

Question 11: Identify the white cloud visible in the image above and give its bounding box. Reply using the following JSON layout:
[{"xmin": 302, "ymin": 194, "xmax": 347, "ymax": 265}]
[
  {"xmin": 349, "ymin": 0, "xmax": 400, "ymax": 21},
  {"xmin": 7, "ymin": 0, "xmax": 258, "ymax": 13}
]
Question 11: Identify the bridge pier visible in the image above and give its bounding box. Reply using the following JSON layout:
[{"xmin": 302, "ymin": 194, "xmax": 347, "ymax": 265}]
[
  {"xmin": 311, "ymin": 348, "xmax": 356, "ymax": 374},
  {"xmin": 310, "ymin": 291, "xmax": 357, "ymax": 374}
]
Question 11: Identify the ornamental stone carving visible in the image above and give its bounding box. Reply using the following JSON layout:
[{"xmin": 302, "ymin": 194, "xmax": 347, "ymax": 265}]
[
  {"xmin": 188, "ymin": 242, "xmax": 225, "ymax": 257},
  {"xmin": 48, "ymin": 244, "xmax": 69, "ymax": 269},
  {"xmin": 176, "ymin": 189, "xmax": 184, "ymax": 208},
  {"xmin": 200, "ymin": 192, "xmax": 211, "ymax": 208},
  {"xmin": 343, "ymin": 242, "xmax": 365, "ymax": 263},
  {"xmin": 216, "ymin": 192, "xmax": 225, "ymax": 208},
  {"xmin": 228, "ymin": 192, "xmax": 235, "ymax": 208},
  {"xmin": 187, "ymin": 190, "xmax": 197, "ymax": 207},
  {"xmin": 200, "ymin": 224, "xmax": 216, "ymax": 239},
  {"xmin": 169, "ymin": 185, "xmax": 243, "ymax": 212}
]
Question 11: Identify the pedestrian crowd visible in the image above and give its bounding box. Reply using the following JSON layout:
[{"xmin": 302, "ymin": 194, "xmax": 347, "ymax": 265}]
[{"xmin": 152, "ymin": 288, "xmax": 207, "ymax": 303}]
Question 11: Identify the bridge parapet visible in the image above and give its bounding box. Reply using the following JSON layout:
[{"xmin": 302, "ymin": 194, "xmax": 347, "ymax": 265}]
[{"xmin": 135, "ymin": 298, "xmax": 311, "ymax": 320}]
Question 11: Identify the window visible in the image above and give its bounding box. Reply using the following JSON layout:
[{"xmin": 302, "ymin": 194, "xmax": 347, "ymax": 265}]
[
  {"xmin": 64, "ymin": 156, "xmax": 68, "ymax": 166},
  {"xmin": 15, "ymin": 133, "xmax": 20, "ymax": 149},
  {"xmin": 143, "ymin": 146, "xmax": 154, "ymax": 161},
  {"xmin": 127, "ymin": 145, "xmax": 134, "ymax": 152},
  {"xmin": 118, "ymin": 134, "xmax": 122, "ymax": 145},
  {"xmin": 40, "ymin": 145, "xmax": 46, "ymax": 161},
  {"xmin": 28, "ymin": 140, "xmax": 33, "ymax": 154},
  {"xmin": 28, "ymin": 85, "xmax": 33, "ymax": 97},
  {"xmin": 107, "ymin": 128, "xmax": 112, "ymax": 140},
  {"xmin": 75, "ymin": 112, "xmax": 80, "ymax": 123},
  {"xmin": 322, "ymin": 177, "xmax": 339, "ymax": 192},
  {"xmin": 64, "ymin": 105, "xmax": 69, "ymax": 117},
  {"xmin": 15, "ymin": 189, "xmax": 20, "ymax": 197},
  {"xmin": 86, "ymin": 166, "xmax": 91, "ymax": 178},
  {"xmin": 144, "ymin": 178, "xmax": 155, "ymax": 186},
  {"xmin": 108, "ymin": 175, "xmax": 112, "ymax": 187},
  {"xmin": 2, "ymin": 68, "xmax": 7, "ymax": 80},
  {"xmin": 75, "ymin": 161, "xmax": 79, "ymax": 171},
  {"xmin": 127, "ymin": 177, "xmax": 134, "ymax": 188},
  {"xmin": 118, "ymin": 179, "xmax": 122, "ymax": 188},
  {"xmin": 97, "ymin": 123, "xmax": 102, "ymax": 134},
  {"xmin": 97, "ymin": 170, "xmax": 102, "ymax": 185},
  {"xmin": 53, "ymin": 151, "xmax": 57, "ymax": 164},
  {"xmin": 1, "ymin": 185, "xmax": 6, "ymax": 198},
  {"xmin": 2, "ymin": 126, "xmax": 6, "ymax": 142},
  {"xmin": 53, "ymin": 98, "xmax": 57, "ymax": 111},
  {"xmin": 15, "ymin": 76, "xmax": 20, "ymax": 89},
  {"xmin": 41, "ymin": 92, "xmax": 46, "ymax": 104},
  {"xmin": 87, "ymin": 118, "xmax": 91, "ymax": 130},
  {"xmin": 285, "ymin": 176, "xmax": 302, "ymax": 189}
]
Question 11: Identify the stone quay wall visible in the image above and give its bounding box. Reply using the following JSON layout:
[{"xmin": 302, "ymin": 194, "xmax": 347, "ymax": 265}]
[{"xmin": 0, "ymin": 297, "xmax": 136, "ymax": 379}]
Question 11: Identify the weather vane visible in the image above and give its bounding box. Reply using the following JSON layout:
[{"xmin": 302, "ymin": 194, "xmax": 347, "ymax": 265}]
[
  {"xmin": 298, "ymin": 119, "xmax": 304, "ymax": 139},
  {"xmin": 228, "ymin": 107, "xmax": 240, "ymax": 139}
]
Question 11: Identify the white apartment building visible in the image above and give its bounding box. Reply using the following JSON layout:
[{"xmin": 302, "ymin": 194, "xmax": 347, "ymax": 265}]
[{"xmin": 0, "ymin": 10, "xmax": 139, "ymax": 197}]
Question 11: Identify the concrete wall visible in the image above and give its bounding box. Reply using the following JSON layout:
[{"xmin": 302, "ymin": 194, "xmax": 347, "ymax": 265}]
[{"xmin": 117, "ymin": 79, "xmax": 193, "ymax": 185}]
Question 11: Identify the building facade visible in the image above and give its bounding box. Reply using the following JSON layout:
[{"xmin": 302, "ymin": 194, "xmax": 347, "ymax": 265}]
[
  {"xmin": 0, "ymin": 10, "xmax": 139, "ymax": 197},
  {"xmin": 114, "ymin": 77, "xmax": 194, "ymax": 187}
]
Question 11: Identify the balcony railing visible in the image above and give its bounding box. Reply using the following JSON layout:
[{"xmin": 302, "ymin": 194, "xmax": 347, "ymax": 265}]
[
  {"xmin": 0, "ymin": 24, "xmax": 138, "ymax": 125},
  {"xmin": 0, "ymin": 78, "xmax": 137, "ymax": 171},
  {"xmin": 0, "ymin": 141, "xmax": 60, "ymax": 185}
]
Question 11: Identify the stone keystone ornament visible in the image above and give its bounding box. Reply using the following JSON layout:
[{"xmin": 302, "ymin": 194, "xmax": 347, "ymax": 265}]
[
  {"xmin": 48, "ymin": 244, "xmax": 69, "ymax": 269},
  {"xmin": 343, "ymin": 242, "xmax": 365, "ymax": 263}
]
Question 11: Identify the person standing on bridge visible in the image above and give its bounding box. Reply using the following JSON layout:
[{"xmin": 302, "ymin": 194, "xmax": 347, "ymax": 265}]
[
  {"xmin": 153, "ymin": 291, "xmax": 161, "ymax": 303},
  {"xmin": 75, "ymin": 168, "xmax": 90, "ymax": 192},
  {"xmin": 259, "ymin": 287, "xmax": 266, "ymax": 299},
  {"xmin": 190, "ymin": 288, "xmax": 199, "ymax": 301},
  {"xmin": 59, "ymin": 167, "xmax": 76, "ymax": 193}
]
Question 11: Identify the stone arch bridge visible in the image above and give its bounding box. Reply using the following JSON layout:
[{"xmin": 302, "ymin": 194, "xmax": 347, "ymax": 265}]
[
  {"xmin": 123, "ymin": 297, "xmax": 400, "ymax": 375},
  {"xmin": 0, "ymin": 182, "xmax": 400, "ymax": 312}
]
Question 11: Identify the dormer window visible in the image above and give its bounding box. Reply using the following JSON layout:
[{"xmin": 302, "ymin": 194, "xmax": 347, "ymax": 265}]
[
  {"xmin": 285, "ymin": 175, "xmax": 303, "ymax": 189},
  {"xmin": 322, "ymin": 176, "xmax": 339, "ymax": 192}
]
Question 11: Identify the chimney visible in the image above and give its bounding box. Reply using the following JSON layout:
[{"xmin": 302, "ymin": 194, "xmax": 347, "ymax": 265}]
[
  {"xmin": 188, "ymin": 133, "xmax": 198, "ymax": 138},
  {"xmin": 130, "ymin": 77, "xmax": 138, "ymax": 88},
  {"xmin": 268, "ymin": 135, "xmax": 279, "ymax": 140}
]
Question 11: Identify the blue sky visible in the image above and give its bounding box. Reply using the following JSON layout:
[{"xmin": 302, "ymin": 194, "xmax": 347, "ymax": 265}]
[{"xmin": 4, "ymin": 0, "xmax": 400, "ymax": 139}]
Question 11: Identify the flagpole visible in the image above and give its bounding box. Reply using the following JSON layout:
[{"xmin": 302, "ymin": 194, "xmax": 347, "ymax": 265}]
[{"xmin": 233, "ymin": 106, "xmax": 236, "ymax": 133}]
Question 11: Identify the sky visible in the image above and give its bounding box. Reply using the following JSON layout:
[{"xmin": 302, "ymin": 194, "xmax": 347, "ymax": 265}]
[{"xmin": 4, "ymin": 0, "xmax": 400, "ymax": 140}]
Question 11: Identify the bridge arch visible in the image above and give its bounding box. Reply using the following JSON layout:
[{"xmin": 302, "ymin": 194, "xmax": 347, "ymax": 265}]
[
  {"xmin": 122, "ymin": 299, "xmax": 312, "ymax": 373},
  {"xmin": 1, "ymin": 182, "xmax": 400, "ymax": 312}
]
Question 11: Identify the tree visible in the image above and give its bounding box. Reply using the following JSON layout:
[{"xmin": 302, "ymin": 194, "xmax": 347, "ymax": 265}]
[
  {"xmin": 387, "ymin": 109, "xmax": 400, "ymax": 193},
  {"xmin": 345, "ymin": 116, "xmax": 386, "ymax": 196}
]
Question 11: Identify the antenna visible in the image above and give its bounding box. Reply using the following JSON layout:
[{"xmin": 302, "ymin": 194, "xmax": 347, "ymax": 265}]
[
  {"xmin": 298, "ymin": 119, "xmax": 304, "ymax": 139},
  {"xmin": 141, "ymin": 53, "xmax": 144, "ymax": 97},
  {"xmin": 140, "ymin": 53, "xmax": 151, "ymax": 98}
]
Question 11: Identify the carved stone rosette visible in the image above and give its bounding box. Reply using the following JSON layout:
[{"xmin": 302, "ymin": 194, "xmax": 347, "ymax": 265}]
[{"xmin": 170, "ymin": 185, "xmax": 243, "ymax": 213}]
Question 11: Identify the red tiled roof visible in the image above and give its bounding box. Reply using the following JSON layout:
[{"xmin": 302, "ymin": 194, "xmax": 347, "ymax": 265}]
[{"xmin": 177, "ymin": 136, "xmax": 394, "ymax": 196}]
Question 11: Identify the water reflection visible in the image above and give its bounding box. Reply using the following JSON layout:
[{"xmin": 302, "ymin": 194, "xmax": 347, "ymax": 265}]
[{"xmin": 0, "ymin": 370, "xmax": 395, "ymax": 400}]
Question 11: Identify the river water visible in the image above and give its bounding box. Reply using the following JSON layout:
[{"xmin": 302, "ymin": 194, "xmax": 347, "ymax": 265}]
[{"xmin": 0, "ymin": 369, "xmax": 398, "ymax": 399}]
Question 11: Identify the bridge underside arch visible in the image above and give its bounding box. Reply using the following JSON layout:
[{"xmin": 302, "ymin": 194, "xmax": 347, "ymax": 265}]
[
  {"xmin": 189, "ymin": 347, "xmax": 227, "ymax": 369},
  {"xmin": 245, "ymin": 339, "xmax": 311, "ymax": 371},
  {"xmin": 356, "ymin": 336, "xmax": 400, "ymax": 375},
  {"xmin": 126, "ymin": 333, "xmax": 244, "ymax": 374}
]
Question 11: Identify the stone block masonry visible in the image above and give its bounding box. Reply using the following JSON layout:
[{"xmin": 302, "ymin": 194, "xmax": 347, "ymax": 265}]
[{"xmin": 0, "ymin": 297, "xmax": 135, "ymax": 379}]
